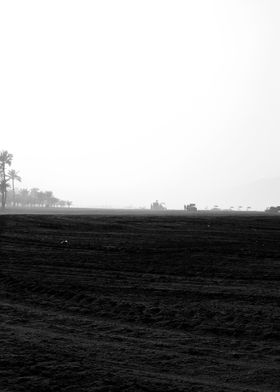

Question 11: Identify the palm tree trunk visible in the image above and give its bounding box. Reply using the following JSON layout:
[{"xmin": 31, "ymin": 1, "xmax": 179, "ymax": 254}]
[
  {"xmin": 12, "ymin": 179, "xmax": 15, "ymax": 207},
  {"xmin": 1, "ymin": 186, "xmax": 6, "ymax": 209},
  {"xmin": 1, "ymin": 162, "xmax": 6, "ymax": 209}
]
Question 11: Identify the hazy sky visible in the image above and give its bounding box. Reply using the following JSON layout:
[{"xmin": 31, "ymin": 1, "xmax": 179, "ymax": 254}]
[{"xmin": 1, "ymin": 1, "xmax": 280, "ymax": 209}]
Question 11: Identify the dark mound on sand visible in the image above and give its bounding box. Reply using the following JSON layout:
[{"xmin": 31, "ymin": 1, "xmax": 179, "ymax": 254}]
[{"xmin": 0, "ymin": 213, "xmax": 280, "ymax": 391}]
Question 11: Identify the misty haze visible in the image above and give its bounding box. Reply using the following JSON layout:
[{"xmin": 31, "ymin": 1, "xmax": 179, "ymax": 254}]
[{"xmin": 1, "ymin": 1, "xmax": 280, "ymax": 391}]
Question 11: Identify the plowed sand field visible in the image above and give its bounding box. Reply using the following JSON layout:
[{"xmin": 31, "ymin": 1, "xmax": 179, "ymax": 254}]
[{"xmin": 0, "ymin": 213, "xmax": 280, "ymax": 391}]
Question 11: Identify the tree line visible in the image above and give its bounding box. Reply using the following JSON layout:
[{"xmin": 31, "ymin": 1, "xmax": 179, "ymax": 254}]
[{"xmin": 0, "ymin": 150, "xmax": 72, "ymax": 209}]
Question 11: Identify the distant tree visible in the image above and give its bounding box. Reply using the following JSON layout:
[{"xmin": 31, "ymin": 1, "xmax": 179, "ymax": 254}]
[
  {"xmin": 19, "ymin": 188, "xmax": 29, "ymax": 207},
  {"xmin": 66, "ymin": 200, "xmax": 72, "ymax": 208},
  {"xmin": 10, "ymin": 187, "xmax": 68, "ymax": 209},
  {"xmin": 44, "ymin": 191, "xmax": 53, "ymax": 207},
  {"xmin": 36, "ymin": 191, "xmax": 45, "ymax": 207},
  {"xmin": 8, "ymin": 169, "xmax": 21, "ymax": 207},
  {"xmin": 247, "ymin": 206, "xmax": 251, "ymax": 211},
  {"xmin": 58, "ymin": 200, "xmax": 66, "ymax": 208},
  {"xmin": 29, "ymin": 188, "xmax": 39, "ymax": 207},
  {"xmin": 50, "ymin": 197, "xmax": 59, "ymax": 207},
  {"xmin": 0, "ymin": 150, "xmax": 13, "ymax": 209}
]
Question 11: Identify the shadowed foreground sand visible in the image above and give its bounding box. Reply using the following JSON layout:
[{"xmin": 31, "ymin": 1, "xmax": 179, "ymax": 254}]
[{"xmin": 0, "ymin": 214, "xmax": 280, "ymax": 391}]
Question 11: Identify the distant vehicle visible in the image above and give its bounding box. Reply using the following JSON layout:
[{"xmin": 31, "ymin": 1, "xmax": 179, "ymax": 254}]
[
  {"xmin": 151, "ymin": 200, "xmax": 167, "ymax": 210},
  {"xmin": 265, "ymin": 206, "xmax": 280, "ymax": 213},
  {"xmin": 184, "ymin": 203, "xmax": 197, "ymax": 212},
  {"xmin": 210, "ymin": 205, "xmax": 221, "ymax": 212}
]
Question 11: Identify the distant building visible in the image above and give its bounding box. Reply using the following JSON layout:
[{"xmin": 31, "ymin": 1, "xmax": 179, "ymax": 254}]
[
  {"xmin": 184, "ymin": 203, "xmax": 197, "ymax": 212},
  {"xmin": 151, "ymin": 200, "xmax": 167, "ymax": 210}
]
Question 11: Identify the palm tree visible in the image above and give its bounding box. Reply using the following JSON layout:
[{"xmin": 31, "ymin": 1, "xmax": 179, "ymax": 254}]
[
  {"xmin": 0, "ymin": 180, "xmax": 10, "ymax": 208},
  {"xmin": 0, "ymin": 150, "xmax": 13, "ymax": 209},
  {"xmin": 8, "ymin": 169, "xmax": 21, "ymax": 207}
]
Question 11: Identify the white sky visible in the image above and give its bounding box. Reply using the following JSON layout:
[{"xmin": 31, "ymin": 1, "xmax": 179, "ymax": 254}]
[{"xmin": 1, "ymin": 1, "xmax": 280, "ymax": 210}]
